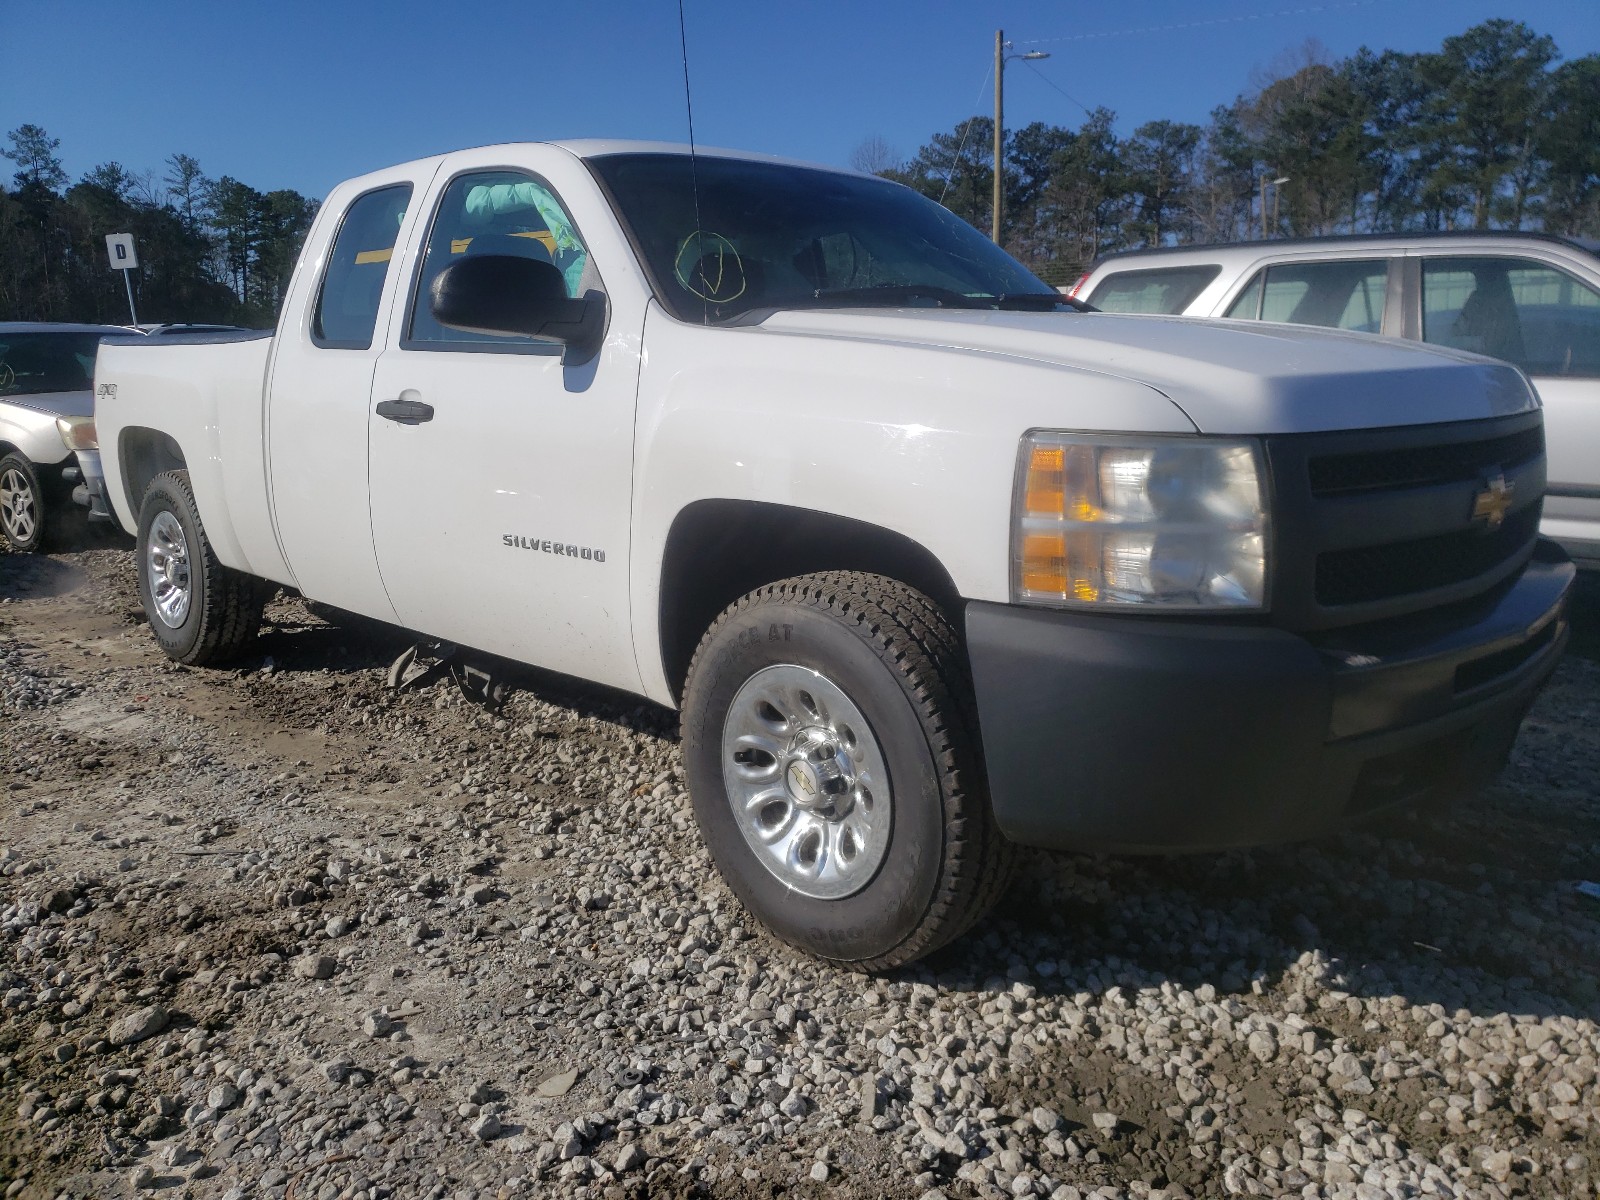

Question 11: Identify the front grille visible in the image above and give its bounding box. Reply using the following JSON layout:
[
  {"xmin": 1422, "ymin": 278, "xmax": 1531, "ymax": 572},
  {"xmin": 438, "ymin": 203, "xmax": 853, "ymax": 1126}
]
[
  {"xmin": 1315, "ymin": 504, "xmax": 1539, "ymax": 606},
  {"xmin": 1309, "ymin": 426, "xmax": 1543, "ymax": 497},
  {"xmin": 1266, "ymin": 413, "xmax": 1546, "ymax": 629}
]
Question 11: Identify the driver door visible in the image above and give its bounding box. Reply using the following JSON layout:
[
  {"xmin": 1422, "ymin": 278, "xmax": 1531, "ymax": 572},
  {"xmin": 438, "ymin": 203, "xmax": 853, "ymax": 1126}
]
[{"xmin": 367, "ymin": 161, "xmax": 644, "ymax": 693}]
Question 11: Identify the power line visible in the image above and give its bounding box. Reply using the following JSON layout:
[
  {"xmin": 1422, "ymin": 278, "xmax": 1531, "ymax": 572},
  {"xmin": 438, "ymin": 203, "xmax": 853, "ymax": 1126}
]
[
  {"xmin": 1017, "ymin": 58, "xmax": 1096, "ymax": 119},
  {"xmin": 1015, "ymin": 0, "xmax": 1380, "ymax": 47},
  {"xmin": 939, "ymin": 61, "xmax": 995, "ymax": 207}
]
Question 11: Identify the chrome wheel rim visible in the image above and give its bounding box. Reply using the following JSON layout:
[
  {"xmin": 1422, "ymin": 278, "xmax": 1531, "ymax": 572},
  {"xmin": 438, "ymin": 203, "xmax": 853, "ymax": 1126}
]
[
  {"xmin": 721, "ymin": 664, "xmax": 892, "ymax": 900},
  {"xmin": 0, "ymin": 467, "xmax": 37, "ymax": 544},
  {"xmin": 146, "ymin": 510, "xmax": 192, "ymax": 628}
]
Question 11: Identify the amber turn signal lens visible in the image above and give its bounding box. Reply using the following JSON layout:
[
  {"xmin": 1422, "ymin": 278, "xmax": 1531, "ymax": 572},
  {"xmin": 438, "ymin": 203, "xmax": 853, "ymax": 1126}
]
[
  {"xmin": 1020, "ymin": 532, "xmax": 1066, "ymax": 593},
  {"xmin": 1013, "ymin": 432, "xmax": 1266, "ymax": 609},
  {"xmin": 1024, "ymin": 445, "xmax": 1065, "ymax": 515},
  {"xmin": 1020, "ymin": 531, "xmax": 1101, "ymax": 602}
]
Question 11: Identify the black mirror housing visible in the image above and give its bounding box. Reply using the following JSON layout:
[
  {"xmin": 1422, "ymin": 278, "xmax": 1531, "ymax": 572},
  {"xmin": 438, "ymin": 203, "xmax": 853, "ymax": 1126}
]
[{"xmin": 430, "ymin": 255, "xmax": 606, "ymax": 363}]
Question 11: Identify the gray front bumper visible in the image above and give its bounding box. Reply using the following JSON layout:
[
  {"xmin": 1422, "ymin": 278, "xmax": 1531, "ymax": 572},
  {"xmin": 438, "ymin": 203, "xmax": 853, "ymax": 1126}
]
[
  {"xmin": 966, "ymin": 545, "xmax": 1574, "ymax": 854},
  {"xmin": 72, "ymin": 449, "xmax": 121, "ymax": 528}
]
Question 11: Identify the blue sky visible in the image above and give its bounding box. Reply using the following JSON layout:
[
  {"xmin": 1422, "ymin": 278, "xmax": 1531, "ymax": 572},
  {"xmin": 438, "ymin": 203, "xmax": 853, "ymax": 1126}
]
[{"xmin": 5, "ymin": 0, "xmax": 1596, "ymax": 201}]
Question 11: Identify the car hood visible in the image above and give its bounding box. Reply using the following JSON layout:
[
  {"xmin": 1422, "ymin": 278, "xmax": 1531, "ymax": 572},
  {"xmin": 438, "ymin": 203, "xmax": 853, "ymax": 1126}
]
[
  {"xmin": 756, "ymin": 309, "xmax": 1537, "ymax": 435},
  {"xmin": 1, "ymin": 388, "xmax": 94, "ymax": 420}
]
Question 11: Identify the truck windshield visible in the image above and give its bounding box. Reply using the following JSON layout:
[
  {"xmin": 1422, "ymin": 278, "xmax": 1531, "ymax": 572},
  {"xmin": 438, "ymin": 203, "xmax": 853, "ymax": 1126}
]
[
  {"xmin": 0, "ymin": 332, "xmax": 104, "ymax": 397},
  {"xmin": 588, "ymin": 153, "xmax": 1068, "ymax": 324}
]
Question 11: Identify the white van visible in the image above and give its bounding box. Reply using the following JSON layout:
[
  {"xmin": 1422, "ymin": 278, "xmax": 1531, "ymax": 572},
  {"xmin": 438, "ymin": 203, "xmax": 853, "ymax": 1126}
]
[{"xmin": 1073, "ymin": 233, "xmax": 1600, "ymax": 565}]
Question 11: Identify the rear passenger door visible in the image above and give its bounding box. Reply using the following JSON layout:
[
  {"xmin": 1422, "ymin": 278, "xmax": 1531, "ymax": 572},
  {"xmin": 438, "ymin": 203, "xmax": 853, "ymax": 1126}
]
[
  {"xmin": 266, "ymin": 166, "xmax": 436, "ymax": 621},
  {"xmin": 1416, "ymin": 254, "xmax": 1600, "ymax": 549},
  {"xmin": 1220, "ymin": 257, "xmax": 1399, "ymax": 335}
]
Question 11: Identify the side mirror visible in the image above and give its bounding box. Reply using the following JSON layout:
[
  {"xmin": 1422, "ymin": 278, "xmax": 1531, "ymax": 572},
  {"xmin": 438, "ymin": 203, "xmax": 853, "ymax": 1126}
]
[{"xmin": 429, "ymin": 255, "xmax": 606, "ymax": 363}]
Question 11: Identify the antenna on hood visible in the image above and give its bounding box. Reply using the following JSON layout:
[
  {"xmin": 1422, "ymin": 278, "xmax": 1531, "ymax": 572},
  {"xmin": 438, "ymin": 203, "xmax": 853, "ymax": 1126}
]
[{"xmin": 676, "ymin": 0, "xmax": 709, "ymax": 324}]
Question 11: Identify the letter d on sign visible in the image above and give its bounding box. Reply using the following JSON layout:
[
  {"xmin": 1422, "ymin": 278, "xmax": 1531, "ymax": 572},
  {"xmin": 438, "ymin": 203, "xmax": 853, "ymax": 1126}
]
[
  {"xmin": 105, "ymin": 233, "xmax": 140, "ymax": 324},
  {"xmin": 105, "ymin": 233, "xmax": 139, "ymax": 271}
]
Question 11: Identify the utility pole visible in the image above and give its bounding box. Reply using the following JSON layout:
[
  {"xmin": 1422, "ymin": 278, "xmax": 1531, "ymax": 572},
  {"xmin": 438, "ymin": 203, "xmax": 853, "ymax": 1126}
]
[
  {"xmin": 991, "ymin": 33, "xmax": 1049, "ymax": 246},
  {"xmin": 1258, "ymin": 175, "xmax": 1289, "ymax": 239},
  {"xmin": 993, "ymin": 30, "xmax": 1004, "ymax": 244}
]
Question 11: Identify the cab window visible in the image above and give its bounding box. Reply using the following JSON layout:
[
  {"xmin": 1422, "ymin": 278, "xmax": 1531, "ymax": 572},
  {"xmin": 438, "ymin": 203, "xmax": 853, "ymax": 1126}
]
[
  {"xmin": 313, "ymin": 185, "xmax": 412, "ymax": 350},
  {"xmin": 406, "ymin": 170, "xmax": 598, "ymax": 350},
  {"xmin": 1224, "ymin": 259, "xmax": 1389, "ymax": 332},
  {"xmin": 1085, "ymin": 265, "xmax": 1219, "ymax": 314},
  {"xmin": 1422, "ymin": 256, "xmax": 1600, "ymax": 377}
]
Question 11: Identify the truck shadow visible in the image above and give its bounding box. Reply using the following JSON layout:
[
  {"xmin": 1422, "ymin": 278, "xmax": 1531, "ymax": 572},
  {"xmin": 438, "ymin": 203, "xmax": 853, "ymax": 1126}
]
[
  {"xmin": 253, "ymin": 594, "xmax": 679, "ymax": 737},
  {"xmin": 915, "ymin": 575, "xmax": 1600, "ymax": 1029},
  {"xmin": 249, "ymin": 578, "xmax": 1600, "ymax": 1026},
  {"xmin": 935, "ymin": 626, "xmax": 1600, "ymax": 1027},
  {"xmin": 1565, "ymin": 565, "xmax": 1600, "ymax": 664},
  {"xmin": 0, "ymin": 549, "xmax": 86, "ymax": 599}
]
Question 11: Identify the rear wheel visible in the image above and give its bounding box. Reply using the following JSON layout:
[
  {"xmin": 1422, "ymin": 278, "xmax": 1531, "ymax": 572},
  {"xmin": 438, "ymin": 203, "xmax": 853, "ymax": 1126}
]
[
  {"xmin": 136, "ymin": 471, "xmax": 265, "ymax": 665},
  {"xmin": 681, "ymin": 571, "xmax": 1014, "ymax": 970},
  {"xmin": 0, "ymin": 453, "xmax": 68, "ymax": 553}
]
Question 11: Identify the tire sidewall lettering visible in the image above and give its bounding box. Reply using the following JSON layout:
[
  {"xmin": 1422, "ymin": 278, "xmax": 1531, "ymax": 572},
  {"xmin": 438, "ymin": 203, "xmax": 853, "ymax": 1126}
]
[
  {"xmin": 138, "ymin": 478, "xmax": 204, "ymax": 657},
  {"xmin": 684, "ymin": 597, "xmax": 944, "ymax": 962}
]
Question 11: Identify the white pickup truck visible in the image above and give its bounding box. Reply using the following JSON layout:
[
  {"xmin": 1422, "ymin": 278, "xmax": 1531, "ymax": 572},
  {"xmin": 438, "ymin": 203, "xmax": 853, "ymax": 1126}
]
[{"xmin": 94, "ymin": 141, "xmax": 1574, "ymax": 969}]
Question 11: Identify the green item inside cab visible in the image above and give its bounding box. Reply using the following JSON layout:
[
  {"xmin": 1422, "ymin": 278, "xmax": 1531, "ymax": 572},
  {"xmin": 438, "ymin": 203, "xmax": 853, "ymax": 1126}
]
[{"xmin": 464, "ymin": 182, "xmax": 589, "ymax": 294}]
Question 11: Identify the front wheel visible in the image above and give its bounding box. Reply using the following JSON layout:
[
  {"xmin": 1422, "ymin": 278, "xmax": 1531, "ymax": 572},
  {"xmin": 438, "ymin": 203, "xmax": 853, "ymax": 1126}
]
[
  {"xmin": 0, "ymin": 453, "xmax": 66, "ymax": 553},
  {"xmin": 681, "ymin": 572, "xmax": 1014, "ymax": 970},
  {"xmin": 136, "ymin": 471, "xmax": 265, "ymax": 665}
]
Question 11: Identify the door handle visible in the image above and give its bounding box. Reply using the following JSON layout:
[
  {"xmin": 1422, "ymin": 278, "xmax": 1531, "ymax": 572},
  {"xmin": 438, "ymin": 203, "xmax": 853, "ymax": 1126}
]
[{"xmin": 375, "ymin": 392, "xmax": 434, "ymax": 425}]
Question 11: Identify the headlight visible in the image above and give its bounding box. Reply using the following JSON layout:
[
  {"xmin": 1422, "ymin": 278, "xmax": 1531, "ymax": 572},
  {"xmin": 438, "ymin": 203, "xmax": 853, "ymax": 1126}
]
[
  {"xmin": 1013, "ymin": 431, "xmax": 1268, "ymax": 609},
  {"xmin": 57, "ymin": 416, "xmax": 98, "ymax": 451}
]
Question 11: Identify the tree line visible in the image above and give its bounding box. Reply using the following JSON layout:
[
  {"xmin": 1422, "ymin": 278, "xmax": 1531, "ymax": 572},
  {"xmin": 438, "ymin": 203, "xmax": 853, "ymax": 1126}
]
[
  {"xmin": 4, "ymin": 18, "xmax": 1595, "ymax": 319},
  {"xmin": 0, "ymin": 126, "xmax": 317, "ymax": 326},
  {"xmin": 868, "ymin": 19, "xmax": 1600, "ymax": 284}
]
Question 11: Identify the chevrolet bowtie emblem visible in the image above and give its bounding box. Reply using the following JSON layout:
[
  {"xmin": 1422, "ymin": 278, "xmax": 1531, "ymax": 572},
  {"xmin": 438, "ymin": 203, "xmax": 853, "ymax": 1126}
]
[{"xmin": 1471, "ymin": 470, "xmax": 1514, "ymax": 530}]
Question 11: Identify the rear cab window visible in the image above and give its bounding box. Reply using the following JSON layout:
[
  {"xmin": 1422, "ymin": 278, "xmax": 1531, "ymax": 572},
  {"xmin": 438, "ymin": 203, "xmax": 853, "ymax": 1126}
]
[
  {"xmin": 1224, "ymin": 259, "xmax": 1391, "ymax": 332},
  {"xmin": 313, "ymin": 185, "xmax": 413, "ymax": 350},
  {"xmin": 1421, "ymin": 256, "xmax": 1600, "ymax": 378},
  {"xmin": 1084, "ymin": 265, "xmax": 1220, "ymax": 314}
]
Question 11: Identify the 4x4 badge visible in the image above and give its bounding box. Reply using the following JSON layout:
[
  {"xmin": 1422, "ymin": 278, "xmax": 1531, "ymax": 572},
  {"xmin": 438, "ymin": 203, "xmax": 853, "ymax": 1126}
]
[{"xmin": 1471, "ymin": 470, "xmax": 1514, "ymax": 530}]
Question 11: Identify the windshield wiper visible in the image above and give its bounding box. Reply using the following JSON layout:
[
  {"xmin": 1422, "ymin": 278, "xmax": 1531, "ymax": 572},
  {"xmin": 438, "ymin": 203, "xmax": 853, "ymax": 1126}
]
[
  {"xmin": 993, "ymin": 293, "xmax": 1095, "ymax": 312},
  {"xmin": 765, "ymin": 286, "xmax": 1094, "ymax": 316},
  {"xmin": 796, "ymin": 285, "xmax": 988, "ymax": 310}
]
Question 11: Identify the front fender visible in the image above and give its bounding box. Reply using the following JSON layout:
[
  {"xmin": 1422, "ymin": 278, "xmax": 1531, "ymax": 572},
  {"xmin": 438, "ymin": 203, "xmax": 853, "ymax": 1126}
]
[
  {"xmin": 0, "ymin": 403, "xmax": 72, "ymax": 468},
  {"xmin": 627, "ymin": 307, "xmax": 1193, "ymax": 703}
]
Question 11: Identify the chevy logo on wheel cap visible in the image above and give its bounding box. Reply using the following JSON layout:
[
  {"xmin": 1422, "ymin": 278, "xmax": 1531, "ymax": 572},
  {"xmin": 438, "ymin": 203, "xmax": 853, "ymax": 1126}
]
[
  {"xmin": 1471, "ymin": 469, "xmax": 1514, "ymax": 530},
  {"xmin": 787, "ymin": 761, "xmax": 817, "ymax": 798}
]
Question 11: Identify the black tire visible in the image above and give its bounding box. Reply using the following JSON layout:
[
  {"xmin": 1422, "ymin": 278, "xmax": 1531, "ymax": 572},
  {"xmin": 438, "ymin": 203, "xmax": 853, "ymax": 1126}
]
[
  {"xmin": 0, "ymin": 452, "xmax": 72, "ymax": 553},
  {"xmin": 136, "ymin": 470, "xmax": 265, "ymax": 665},
  {"xmin": 681, "ymin": 572, "xmax": 1014, "ymax": 971}
]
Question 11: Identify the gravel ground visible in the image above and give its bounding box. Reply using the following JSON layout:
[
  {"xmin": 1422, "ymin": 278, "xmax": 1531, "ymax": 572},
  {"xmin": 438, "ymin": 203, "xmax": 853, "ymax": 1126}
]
[{"xmin": 2, "ymin": 537, "xmax": 1597, "ymax": 1200}]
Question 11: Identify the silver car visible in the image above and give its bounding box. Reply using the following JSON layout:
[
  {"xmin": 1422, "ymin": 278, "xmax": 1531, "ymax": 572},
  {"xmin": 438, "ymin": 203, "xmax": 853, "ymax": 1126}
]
[
  {"xmin": 0, "ymin": 322, "xmax": 131, "ymax": 551},
  {"xmin": 1072, "ymin": 233, "xmax": 1600, "ymax": 566}
]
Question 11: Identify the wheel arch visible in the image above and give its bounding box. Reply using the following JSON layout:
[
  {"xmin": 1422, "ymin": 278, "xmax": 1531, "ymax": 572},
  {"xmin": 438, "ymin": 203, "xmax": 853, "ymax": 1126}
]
[
  {"xmin": 656, "ymin": 499, "xmax": 963, "ymax": 703},
  {"xmin": 116, "ymin": 426, "xmax": 188, "ymax": 520}
]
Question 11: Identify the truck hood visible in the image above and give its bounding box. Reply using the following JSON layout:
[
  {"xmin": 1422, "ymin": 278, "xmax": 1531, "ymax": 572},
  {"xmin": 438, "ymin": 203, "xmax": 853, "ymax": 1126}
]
[
  {"xmin": 757, "ymin": 309, "xmax": 1537, "ymax": 435},
  {"xmin": 0, "ymin": 388, "xmax": 93, "ymax": 420}
]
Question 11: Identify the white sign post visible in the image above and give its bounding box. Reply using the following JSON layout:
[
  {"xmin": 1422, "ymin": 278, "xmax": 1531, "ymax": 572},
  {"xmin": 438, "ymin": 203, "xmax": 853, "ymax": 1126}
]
[{"xmin": 105, "ymin": 233, "xmax": 140, "ymax": 325}]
